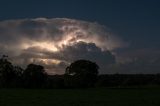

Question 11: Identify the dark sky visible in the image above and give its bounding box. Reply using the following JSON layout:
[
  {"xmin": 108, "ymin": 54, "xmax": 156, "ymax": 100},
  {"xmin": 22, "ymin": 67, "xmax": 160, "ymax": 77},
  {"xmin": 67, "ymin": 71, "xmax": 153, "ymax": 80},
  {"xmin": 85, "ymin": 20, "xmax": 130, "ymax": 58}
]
[
  {"xmin": 0, "ymin": 0, "xmax": 160, "ymax": 49},
  {"xmin": 0, "ymin": 0, "xmax": 160, "ymax": 74}
]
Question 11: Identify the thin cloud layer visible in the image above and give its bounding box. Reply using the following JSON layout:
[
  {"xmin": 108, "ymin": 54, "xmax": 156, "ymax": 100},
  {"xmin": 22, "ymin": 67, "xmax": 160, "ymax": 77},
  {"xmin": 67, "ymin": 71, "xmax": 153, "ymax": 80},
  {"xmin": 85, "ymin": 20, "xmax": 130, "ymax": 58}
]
[{"xmin": 0, "ymin": 18, "xmax": 126, "ymax": 74}]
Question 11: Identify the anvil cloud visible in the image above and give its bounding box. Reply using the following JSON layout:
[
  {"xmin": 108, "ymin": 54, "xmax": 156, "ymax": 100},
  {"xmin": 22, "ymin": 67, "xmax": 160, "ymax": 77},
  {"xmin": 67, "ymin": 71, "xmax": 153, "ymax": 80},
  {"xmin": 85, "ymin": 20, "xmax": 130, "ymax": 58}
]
[{"xmin": 0, "ymin": 18, "xmax": 126, "ymax": 74}]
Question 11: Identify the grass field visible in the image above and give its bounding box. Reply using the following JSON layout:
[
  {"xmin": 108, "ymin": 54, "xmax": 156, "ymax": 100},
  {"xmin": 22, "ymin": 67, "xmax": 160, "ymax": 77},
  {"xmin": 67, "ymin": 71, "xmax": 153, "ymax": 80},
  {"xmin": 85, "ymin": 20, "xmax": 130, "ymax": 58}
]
[{"xmin": 0, "ymin": 88, "xmax": 160, "ymax": 106}]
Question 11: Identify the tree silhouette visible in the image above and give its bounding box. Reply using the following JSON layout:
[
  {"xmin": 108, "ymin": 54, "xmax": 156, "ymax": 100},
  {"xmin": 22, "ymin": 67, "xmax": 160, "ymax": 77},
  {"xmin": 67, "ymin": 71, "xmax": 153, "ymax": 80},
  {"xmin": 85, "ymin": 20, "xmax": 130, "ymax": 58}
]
[
  {"xmin": 0, "ymin": 55, "xmax": 23, "ymax": 87},
  {"xmin": 23, "ymin": 64, "xmax": 47, "ymax": 88},
  {"xmin": 64, "ymin": 60, "xmax": 99, "ymax": 88}
]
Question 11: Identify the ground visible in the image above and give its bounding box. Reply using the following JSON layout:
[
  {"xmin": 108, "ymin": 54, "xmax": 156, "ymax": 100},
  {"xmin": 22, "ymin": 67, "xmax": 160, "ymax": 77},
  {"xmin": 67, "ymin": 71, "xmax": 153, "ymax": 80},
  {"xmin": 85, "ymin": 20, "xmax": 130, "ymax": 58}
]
[{"xmin": 0, "ymin": 88, "xmax": 160, "ymax": 106}]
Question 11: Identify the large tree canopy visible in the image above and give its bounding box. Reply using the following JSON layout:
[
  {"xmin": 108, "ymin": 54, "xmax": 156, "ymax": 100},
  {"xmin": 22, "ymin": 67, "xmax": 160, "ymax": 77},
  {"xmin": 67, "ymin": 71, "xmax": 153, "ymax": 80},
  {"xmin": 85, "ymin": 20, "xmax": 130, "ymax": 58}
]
[
  {"xmin": 65, "ymin": 60, "xmax": 99, "ymax": 88},
  {"xmin": 23, "ymin": 64, "xmax": 47, "ymax": 88}
]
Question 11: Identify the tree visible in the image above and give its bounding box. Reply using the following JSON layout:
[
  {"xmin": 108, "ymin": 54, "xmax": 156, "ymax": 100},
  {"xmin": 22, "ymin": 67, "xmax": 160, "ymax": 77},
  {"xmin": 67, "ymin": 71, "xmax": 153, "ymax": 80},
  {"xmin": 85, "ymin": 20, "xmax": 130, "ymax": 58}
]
[
  {"xmin": 23, "ymin": 64, "xmax": 47, "ymax": 88},
  {"xmin": 64, "ymin": 60, "xmax": 99, "ymax": 88},
  {"xmin": 0, "ymin": 55, "xmax": 23, "ymax": 87}
]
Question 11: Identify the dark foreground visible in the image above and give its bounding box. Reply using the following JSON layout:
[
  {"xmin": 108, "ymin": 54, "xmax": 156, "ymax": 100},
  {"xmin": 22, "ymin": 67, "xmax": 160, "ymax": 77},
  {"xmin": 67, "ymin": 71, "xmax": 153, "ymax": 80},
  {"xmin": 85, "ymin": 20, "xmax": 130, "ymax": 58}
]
[{"xmin": 0, "ymin": 88, "xmax": 160, "ymax": 106}]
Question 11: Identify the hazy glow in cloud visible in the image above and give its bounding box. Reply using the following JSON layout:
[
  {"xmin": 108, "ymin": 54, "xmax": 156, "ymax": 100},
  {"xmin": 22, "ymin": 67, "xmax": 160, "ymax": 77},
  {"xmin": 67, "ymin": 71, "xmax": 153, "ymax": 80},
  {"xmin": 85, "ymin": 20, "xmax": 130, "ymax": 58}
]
[{"xmin": 0, "ymin": 18, "xmax": 126, "ymax": 74}]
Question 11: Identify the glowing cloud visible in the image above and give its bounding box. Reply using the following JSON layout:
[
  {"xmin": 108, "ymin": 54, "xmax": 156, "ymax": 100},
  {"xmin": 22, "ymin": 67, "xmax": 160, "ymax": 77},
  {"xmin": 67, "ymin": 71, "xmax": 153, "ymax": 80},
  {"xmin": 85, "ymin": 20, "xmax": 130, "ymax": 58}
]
[{"xmin": 0, "ymin": 18, "xmax": 127, "ymax": 74}]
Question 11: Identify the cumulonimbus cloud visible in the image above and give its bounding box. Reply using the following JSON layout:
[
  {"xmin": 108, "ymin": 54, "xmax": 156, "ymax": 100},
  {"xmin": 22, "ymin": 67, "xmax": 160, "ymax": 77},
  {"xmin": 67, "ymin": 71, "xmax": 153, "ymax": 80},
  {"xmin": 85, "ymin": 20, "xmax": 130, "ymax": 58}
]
[{"xmin": 0, "ymin": 18, "xmax": 127, "ymax": 74}]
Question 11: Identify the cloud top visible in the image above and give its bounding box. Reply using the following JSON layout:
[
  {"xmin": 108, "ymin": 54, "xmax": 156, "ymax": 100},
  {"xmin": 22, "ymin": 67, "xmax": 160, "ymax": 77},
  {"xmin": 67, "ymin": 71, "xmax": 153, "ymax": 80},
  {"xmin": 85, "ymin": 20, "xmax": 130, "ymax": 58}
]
[{"xmin": 0, "ymin": 18, "xmax": 126, "ymax": 74}]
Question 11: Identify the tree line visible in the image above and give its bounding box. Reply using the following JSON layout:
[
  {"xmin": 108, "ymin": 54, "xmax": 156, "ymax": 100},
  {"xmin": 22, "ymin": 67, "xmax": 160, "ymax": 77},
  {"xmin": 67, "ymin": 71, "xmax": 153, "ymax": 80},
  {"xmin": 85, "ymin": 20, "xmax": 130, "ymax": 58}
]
[{"xmin": 0, "ymin": 55, "xmax": 160, "ymax": 88}]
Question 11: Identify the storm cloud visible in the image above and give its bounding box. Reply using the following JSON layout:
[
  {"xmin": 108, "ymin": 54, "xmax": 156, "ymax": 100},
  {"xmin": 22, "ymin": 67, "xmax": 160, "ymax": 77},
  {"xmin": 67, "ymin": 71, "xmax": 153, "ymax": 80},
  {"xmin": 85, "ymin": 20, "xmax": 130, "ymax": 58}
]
[{"xmin": 0, "ymin": 18, "xmax": 126, "ymax": 74}]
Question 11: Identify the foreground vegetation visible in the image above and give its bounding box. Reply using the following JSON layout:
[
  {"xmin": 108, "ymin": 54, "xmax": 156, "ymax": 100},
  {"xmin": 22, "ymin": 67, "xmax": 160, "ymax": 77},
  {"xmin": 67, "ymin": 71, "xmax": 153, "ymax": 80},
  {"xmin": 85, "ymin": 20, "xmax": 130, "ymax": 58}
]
[
  {"xmin": 1, "ymin": 55, "xmax": 160, "ymax": 89},
  {"xmin": 0, "ymin": 88, "xmax": 160, "ymax": 106}
]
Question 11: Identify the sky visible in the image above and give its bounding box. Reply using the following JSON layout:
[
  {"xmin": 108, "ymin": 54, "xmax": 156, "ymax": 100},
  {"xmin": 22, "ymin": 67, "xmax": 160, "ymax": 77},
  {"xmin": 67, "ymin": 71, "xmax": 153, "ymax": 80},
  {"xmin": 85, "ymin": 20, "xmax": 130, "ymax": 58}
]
[{"xmin": 0, "ymin": 0, "xmax": 160, "ymax": 74}]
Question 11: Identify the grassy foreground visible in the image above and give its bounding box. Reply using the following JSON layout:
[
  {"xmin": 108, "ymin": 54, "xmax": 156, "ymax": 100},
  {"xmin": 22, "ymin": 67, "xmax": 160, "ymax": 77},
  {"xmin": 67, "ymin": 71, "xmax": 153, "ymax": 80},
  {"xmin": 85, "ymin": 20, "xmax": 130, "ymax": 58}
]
[{"xmin": 0, "ymin": 88, "xmax": 160, "ymax": 106}]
